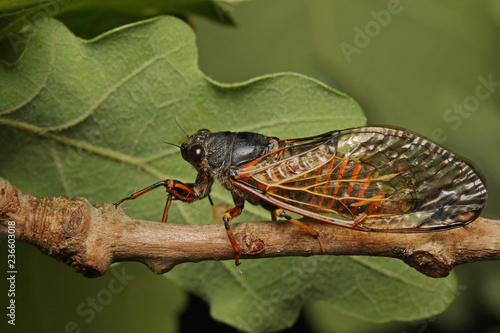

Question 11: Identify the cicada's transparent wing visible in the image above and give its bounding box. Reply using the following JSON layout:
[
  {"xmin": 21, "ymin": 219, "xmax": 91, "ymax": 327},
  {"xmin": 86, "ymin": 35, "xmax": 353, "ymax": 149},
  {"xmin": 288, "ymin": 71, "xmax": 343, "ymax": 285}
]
[{"xmin": 233, "ymin": 127, "xmax": 487, "ymax": 231}]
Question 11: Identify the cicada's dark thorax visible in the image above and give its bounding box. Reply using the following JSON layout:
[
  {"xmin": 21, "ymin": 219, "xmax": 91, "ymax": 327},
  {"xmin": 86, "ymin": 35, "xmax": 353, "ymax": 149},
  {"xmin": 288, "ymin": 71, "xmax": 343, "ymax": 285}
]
[{"xmin": 203, "ymin": 131, "xmax": 276, "ymax": 200}]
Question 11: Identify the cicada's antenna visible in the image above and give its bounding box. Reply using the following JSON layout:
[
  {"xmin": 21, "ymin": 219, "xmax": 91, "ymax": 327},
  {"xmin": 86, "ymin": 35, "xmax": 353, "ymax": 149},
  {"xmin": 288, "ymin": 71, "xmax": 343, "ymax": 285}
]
[
  {"xmin": 174, "ymin": 117, "xmax": 190, "ymax": 139},
  {"xmin": 164, "ymin": 141, "xmax": 181, "ymax": 148}
]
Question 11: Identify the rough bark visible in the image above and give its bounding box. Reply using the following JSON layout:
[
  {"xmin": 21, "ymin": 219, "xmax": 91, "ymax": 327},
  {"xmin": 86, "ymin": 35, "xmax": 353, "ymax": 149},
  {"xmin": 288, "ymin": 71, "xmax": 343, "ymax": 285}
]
[{"xmin": 1, "ymin": 179, "xmax": 498, "ymax": 278}]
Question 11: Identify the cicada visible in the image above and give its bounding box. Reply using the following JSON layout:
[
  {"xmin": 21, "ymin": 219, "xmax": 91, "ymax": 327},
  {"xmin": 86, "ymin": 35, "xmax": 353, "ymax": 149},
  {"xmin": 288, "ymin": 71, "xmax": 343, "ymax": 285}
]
[{"xmin": 115, "ymin": 126, "xmax": 487, "ymax": 264}]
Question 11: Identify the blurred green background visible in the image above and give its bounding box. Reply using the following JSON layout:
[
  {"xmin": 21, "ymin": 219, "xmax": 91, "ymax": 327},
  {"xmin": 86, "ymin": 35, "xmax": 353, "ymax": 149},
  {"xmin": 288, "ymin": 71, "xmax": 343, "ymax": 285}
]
[{"xmin": 1, "ymin": 1, "xmax": 499, "ymax": 332}]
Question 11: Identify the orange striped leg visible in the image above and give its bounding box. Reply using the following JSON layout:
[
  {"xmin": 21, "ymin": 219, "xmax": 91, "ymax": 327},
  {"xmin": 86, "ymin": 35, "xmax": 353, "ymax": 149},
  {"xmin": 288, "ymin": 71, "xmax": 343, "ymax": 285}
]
[
  {"xmin": 114, "ymin": 179, "xmax": 199, "ymax": 207},
  {"xmin": 275, "ymin": 209, "xmax": 326, "ymax": 253},
  {"xmin": 115, "ymin": 179, "xmax": 203, "ymax": 223},
  {"xmin": 221, "ymin": 201, "xmax": 244, "ymax": 266}
]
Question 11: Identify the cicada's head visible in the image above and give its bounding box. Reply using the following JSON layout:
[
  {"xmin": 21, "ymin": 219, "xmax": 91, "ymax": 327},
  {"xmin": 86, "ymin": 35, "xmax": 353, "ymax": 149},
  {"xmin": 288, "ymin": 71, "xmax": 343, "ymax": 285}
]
[
  {"xmin": 180, "ymin": 129, "xmax": 211, "ymax": 171},
  {"xmin": 179, "ymin": 128, "xmax": 232, "ymax": 172}
]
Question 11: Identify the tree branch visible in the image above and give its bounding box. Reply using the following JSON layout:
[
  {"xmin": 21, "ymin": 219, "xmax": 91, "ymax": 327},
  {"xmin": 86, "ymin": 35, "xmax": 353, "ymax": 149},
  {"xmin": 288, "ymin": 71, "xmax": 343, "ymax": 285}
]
[{"xmin": 1, "ymin": 179, "xmax": 498, "ymax": 278}]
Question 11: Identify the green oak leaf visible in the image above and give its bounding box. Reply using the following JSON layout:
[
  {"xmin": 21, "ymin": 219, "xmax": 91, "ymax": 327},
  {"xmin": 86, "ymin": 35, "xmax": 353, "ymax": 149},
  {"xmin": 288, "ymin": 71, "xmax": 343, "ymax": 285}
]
[
  {"xmin": 171, "ymin": 256, "xmax": 457, "ymax": 332},
  {"xmin": 0, "ymin": 16, "xmax": 456, "ymax": 332}
]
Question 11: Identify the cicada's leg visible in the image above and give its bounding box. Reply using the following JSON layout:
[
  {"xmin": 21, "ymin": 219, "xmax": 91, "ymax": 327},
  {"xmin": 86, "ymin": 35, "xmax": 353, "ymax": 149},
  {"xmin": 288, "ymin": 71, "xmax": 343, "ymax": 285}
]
[
  {"xmin": 161, "ymin": 195, "xmax": 173, "ymax": 223},
  {"xmin": 158, "ymin": 179, "xmax": 203, "ymax": 223},
  {"xmin": 274, "ymin": 209, "xmax": 326, "ymax": 254},
  {"xmin": 114, "ymin": 180, "xmax": 171, "ymax": 207},
  {"xmin": 114, "ymin": 179, "xmax": 195, "ymax": 222},
  {"xmin": 115, "ymin": 172, "xmax": 213, "ymax": 223},
  {"xmin": 221, "ymin": 199, "xmax": 245, "ymax": 266}
]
